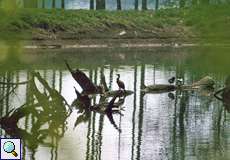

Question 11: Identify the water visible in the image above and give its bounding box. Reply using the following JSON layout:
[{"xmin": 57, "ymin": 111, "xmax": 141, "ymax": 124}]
[{"xmin": 0, "ymin": 47, "xmax": 230, "ymax": 160}]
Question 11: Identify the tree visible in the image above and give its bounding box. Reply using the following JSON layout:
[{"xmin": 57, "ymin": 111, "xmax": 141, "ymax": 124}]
[
  {"xmin": 155, "ymin": 0, "xmax": 159, "ymax": 10},
  {"xmin": 90, "ymin": 0, "xmax": 94, "ymax": 9},
  {"xmin": 142, "ymin": 0, "xmax": 147, "ymax": 10},
  {"xmin": 52, "ymin": 0, "xmax": 55, "ymax": 8},
  {"xmin": 117, "ymin": 0, "xmax": 121, "ymax": 10},
  {"xmin": 42, "ymin": 0, "xmax": 45, "ymax": 8},
  {"xmin": 96, "ymin": 0, "xmax": 105, "ymax": 9},
  {"xmin": 61, "ymin": 0, "xmax": 65, "ymax": 9},
  {"xmin": 135, "ymin": 0, "xmax": 138, "ymax": 10}
]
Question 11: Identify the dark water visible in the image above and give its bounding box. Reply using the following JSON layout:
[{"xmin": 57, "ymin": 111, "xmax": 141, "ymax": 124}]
[{"xmin": 0, "ymin": 46, "xmax": 230, "ymax": 160}]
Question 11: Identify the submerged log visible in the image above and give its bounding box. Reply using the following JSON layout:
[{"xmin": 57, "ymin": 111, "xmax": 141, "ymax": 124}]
[{"xmin": 143, "ymin": 76, "xmax": 215, "ymax": 93}]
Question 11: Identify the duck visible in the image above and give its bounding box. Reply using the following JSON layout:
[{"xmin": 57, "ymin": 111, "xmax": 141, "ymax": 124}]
[
  {"xmin": 176, "ymin": 78, "xmax": 184, "ymax": 85},
  {"xmin": 168, "ymin": 77, "xmax": 176, "ymax": 84},
  {"xmin": 116, "ymin": 74, "xmax": 125, "ymax": 91}
]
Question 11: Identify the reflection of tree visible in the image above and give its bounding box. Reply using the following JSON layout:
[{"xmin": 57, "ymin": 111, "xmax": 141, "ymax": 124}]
[
  {"xmin": 71, "ymin": 68, "xmax": 125, "ymax": 160},
  {"xmin": 131, "ymin": 65, "xmax": 137, "ymax": 160},
  {"xmin": 214, "ymin": 75, "xmax": 230, "ymax": 112},
  {"xmin": 0, "ymin": 71, "xmax": 71, "ymax": 156},
  {"xmin": 136, "ymin": 64, "xmax": 145, "ymax": 160},
  {"xmin": 72, "ymin": 82, "xmax": 124, "ymax": 131},
  {"xmin": 178, "ymin": 91, "xmax": 188, "ymax": 160}
]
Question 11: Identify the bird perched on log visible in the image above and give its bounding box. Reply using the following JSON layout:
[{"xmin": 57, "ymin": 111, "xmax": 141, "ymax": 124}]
[
  {"xmin": 116, "ymin": 74, "xmax": 125, "ymax": 91},
  {"xmin": 168, "ymin": 77, "xmax": 176, "ymax": 84}
]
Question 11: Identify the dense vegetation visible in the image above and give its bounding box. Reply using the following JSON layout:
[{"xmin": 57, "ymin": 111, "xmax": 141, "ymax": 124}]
[{"xmin": 0, "ymin": 5, "xmax": 229, "ymax": 42}]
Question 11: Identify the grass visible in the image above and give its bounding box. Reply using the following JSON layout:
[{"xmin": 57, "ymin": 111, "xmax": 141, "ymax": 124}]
[{"xmin": 0, "ymin": 5, "xmax": 230, "ymax": 42}]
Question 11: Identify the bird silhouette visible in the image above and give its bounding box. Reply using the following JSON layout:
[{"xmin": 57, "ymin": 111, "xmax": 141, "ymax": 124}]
[
  {"xmin": 116, "ymin": 74, "xmax": 125, "ymax": 91},
  {"xmin": 168, "ymin": 77, "xmax": 176, "ymax": 84}
]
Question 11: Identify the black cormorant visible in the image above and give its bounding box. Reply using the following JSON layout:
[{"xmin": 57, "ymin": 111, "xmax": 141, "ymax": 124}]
[{"xmin": 116, "ymin": 74, "xmax": 125, "ymax": 91}]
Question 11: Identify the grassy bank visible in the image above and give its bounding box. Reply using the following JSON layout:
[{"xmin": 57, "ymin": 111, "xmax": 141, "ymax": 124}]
[{"xmin": 0, "ymin": 5, "xmax": 229, "ymax": 43}]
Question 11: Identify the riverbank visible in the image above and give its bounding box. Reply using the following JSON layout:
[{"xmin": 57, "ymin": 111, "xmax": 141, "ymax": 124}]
[{"xmin": 0, "ymin": 5, "xmax": 229, "ymax": 44}]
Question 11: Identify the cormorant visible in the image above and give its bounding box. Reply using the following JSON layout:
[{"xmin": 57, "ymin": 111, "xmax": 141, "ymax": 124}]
[{"xmin": 116, "ymin": 74, "xmax": 125, "ymax": 91}]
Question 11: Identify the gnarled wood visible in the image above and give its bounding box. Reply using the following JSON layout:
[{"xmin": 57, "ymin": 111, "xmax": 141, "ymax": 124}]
[{"xmin": 65, "ymin": 61, "xmax": 99, "ymax": 93}]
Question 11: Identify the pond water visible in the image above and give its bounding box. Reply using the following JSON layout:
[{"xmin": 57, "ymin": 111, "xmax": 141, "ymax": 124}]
[{"xmin": 0, "ymin": 46, "xmax": 230, "ymax": 160}]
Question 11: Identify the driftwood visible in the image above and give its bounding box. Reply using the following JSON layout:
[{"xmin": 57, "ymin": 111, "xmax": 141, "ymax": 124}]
[
  {"xmin": 143, "ymin": 76, "xmax": 215, "ymax": 93},
  {"xmin": 65, "ymin": 61, "xmax": 133, "ymax": 97},
  {"xmin": 65, "ymin": 61, "xmax": 101, "ymax": 93}
]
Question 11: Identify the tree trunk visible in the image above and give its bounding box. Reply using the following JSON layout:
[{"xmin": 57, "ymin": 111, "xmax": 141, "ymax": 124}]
[
  {"xmin": 142, "ymin": 0, "xmax": 147, "ymax": 10},
  {"xmin": 90, "ymin": 0, "xmax": 94, "ymax": 9},
  {"xmin": 117, "ymin": 0, "xmax": 121, "ymax": 10},
  {"xmin": 61, "ymin": 0, "xmax": 65, "ymax": 9},
  {"xmin": 52, "ymin": 0, "xmax": 55, "ymax": 8},
  {"xmin": 96, "ymin": 0, "xmax": 105, "ymax": 9},
  {"xmin": 42, "ymin": 0, "xmax": 45, "ymax": 8},
  {"xmin": 179, "ymin": 0, "xmax": 185, "ymax": 8},
  {"xmin": 155, "ymin": 0, "xmax": 159, "ymax": 10},
  {"xmin": 135, "ymin": 0, "xmax": 138, "ymax": 10}
]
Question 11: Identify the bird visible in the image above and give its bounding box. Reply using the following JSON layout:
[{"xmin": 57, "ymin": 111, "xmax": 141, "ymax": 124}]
[
  {"xmin": 176, "ymin": 78, "xmax": 184, "ymax": 85},
  {"xmin": 116, "ymin": 74, "xmax": 125, "ymax": 91},
  {"xmin": 168, "ymin": 77, "xmax": 176, "ymax": 84}
]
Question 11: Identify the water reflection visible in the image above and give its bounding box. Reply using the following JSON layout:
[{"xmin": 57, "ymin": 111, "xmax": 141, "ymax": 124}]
[{"xmin": 0, "ymin": 53, "xmax": 230, "ymax": 160}]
